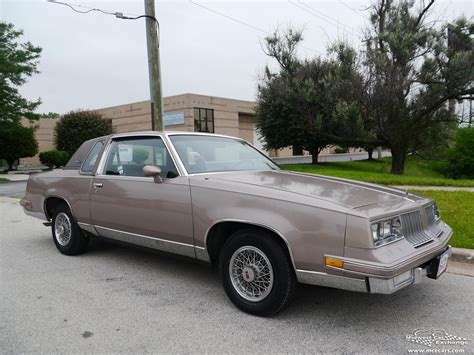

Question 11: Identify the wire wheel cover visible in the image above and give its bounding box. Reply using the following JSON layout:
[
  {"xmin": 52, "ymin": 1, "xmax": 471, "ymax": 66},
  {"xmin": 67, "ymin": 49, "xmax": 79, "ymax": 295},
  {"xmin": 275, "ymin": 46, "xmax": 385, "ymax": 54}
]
[
  {"xmin": 54, "ymin": 212, "xmax": 72, "ymax": 246},
  {"xmin": 229, "ymin": 246, "xmax": 274, "ymax": 302}
]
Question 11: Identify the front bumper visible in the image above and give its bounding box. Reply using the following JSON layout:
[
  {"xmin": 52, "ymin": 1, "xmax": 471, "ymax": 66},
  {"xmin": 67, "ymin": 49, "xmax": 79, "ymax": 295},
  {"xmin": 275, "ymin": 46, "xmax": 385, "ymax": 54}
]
[
  {"xmin": 368, "ymin": 245, "xmax": 452, "ymax": 294},
  {"xmin": 296, "ymin": 246, "xmax": 452, "ymax": 294}
]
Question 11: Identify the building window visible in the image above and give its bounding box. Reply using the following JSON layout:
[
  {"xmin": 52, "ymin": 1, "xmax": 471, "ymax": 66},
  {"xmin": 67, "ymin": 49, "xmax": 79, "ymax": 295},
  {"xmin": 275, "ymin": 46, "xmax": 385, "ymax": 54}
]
[{"xmin": 194, "ymin": 108, "xmax": 214, "ymax": 133}]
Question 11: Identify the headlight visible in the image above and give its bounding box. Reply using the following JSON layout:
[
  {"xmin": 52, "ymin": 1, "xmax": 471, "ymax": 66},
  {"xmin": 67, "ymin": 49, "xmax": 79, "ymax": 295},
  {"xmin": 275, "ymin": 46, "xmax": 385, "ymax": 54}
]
[
  {"xmin": 426, "ymin": 203, "xmax": 441, "ymax": 225},
  {"xmin": 371, "ymin": 216, "xmax": 404, "ymax": 247},
  {"xmin": 433, "ymin": 203, "xmax": 441, "ymax": 223}
]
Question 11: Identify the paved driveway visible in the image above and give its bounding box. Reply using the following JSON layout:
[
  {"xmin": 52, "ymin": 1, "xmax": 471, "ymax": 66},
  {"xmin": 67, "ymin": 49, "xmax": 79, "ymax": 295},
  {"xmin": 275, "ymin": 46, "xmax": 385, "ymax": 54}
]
[
  {"xmin": 1, "ymin": 199, "xmax": 473, "ymax": 353},
  {"xmin": 0, "ymin": 181, "xmax": 27, "ymax": 199}
]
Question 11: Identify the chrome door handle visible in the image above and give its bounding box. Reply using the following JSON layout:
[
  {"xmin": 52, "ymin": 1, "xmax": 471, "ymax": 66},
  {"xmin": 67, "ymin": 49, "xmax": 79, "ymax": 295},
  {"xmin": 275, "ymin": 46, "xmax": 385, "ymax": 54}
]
[{"xmin": 93, "ymin": 183, "xmax": 103, "ymax": 188}]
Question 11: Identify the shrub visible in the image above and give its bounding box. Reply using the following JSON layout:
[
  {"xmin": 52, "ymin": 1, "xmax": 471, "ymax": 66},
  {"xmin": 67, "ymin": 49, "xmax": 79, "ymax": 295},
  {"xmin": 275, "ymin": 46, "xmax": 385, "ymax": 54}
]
[
  {"xmin": 39, "ymin": 150, "xmax": 70, "ymax": 168},
  {"xmin": 334, "ymin": 147, "xmax": 349, "ymax": 154},
  {"xmin": 0, "ymin": 121, "xmax": 38, "ymax": 170},
  {"xmin": 445, "ymin": 127, "xmax": 474, "ymax": 179},
  {"xmin": 55, "ymin": 110, "xmax": 112, "ymax": 155}
]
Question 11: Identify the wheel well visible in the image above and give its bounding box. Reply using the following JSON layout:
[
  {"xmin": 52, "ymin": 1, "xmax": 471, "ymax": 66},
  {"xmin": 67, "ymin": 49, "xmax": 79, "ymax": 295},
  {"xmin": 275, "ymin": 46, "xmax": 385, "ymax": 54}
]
[
  {"xmin": 205, "ymin": 222, "xmax": 294, "ymax": 268},
  {"xmin": 44, "ymin": 197, "xmax": 69, "ymax": 220}
]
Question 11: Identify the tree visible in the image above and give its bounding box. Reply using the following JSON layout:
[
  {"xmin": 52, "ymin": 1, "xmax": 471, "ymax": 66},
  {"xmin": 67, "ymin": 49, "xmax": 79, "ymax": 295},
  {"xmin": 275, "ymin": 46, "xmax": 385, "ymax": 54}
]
[
  {"xmin": 256, "ymin": 30, "xmax": 371, "ymax": 163},
  {"xmin": 0, "ymin": 121, "xmax": 38, "ymax": 170},
  {"xmin": 39, "ymin": 112, "xmax": 60, "ymax": 119},
  {"xmin": 55, "ymin": 110, "xmax": 112, "ymax": 155},
  {"xmin": 0, "ymin": 22, "xmax": 41, "ymax": 169},
  {"xmin": 364, "ymin": 1, "xmax": 474, "ymax": 174},
  {"xmin": 445, "ymin": 127, "xmax": 474, "ymax": 179},
  {"xmin": 0, "ymin": 22, "xmax": 42, "ymax": 124}
]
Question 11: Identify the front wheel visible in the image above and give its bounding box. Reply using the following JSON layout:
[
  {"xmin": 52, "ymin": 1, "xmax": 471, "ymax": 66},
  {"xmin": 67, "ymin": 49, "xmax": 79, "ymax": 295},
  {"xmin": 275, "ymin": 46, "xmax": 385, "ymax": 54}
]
[
  {"xmin": 51, "ymin": 204, "xmax": 88, "ymax": 255},
  {"xmin": 219, "ymin": 229, "xmax": 296, "ymax": 316}
]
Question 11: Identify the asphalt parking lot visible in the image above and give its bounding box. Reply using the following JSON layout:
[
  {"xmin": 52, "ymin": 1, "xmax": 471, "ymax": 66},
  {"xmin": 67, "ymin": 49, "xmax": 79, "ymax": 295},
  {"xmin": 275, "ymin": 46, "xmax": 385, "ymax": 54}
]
[
  {"xmin": 1, "ymin": 198, "xmax": 473, "ymax": 353},
  {"xmin": 0, "ymin": 181, "xmax": 26, "ymax": 199}
]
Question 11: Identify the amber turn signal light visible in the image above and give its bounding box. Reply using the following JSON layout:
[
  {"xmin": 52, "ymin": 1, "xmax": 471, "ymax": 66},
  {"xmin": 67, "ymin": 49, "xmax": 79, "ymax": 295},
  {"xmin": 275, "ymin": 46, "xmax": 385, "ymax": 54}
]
[{"xmin": 325, "ymin": 257, "xmax": 344, "ymax": 268}]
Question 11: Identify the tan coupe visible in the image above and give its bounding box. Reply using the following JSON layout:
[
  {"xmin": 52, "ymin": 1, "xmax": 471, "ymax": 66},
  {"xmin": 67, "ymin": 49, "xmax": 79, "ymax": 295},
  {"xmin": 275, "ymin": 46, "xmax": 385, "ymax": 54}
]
[{"xmin": 21, "ymin": 132, "xmax": 452, "ymax": 316}]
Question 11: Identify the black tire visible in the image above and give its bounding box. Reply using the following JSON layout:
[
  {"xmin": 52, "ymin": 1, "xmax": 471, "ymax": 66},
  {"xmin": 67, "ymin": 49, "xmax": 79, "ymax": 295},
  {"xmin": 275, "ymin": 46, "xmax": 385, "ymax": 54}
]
[
  {"xmin": 219, "ymin": 228, "xmax": 296, "ymax": 316},
  {"xmin": 51, "ymin": 204, "xmax": 89, "ymax": 255}
]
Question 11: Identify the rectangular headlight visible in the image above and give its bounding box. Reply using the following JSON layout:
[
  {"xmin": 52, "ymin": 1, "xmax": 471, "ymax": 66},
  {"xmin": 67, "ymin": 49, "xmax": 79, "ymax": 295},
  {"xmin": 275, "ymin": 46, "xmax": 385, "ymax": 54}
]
[
  {"xmin": 371, "ymin": 217, "xmax": 404, "ymax": 247},
  {"xmin": 425, "ymin": 203, "xmax": 441, "ymax": 225},
  {"xmin": 433, "ymin": 203, "xmax": 441, "ymax": 223}
]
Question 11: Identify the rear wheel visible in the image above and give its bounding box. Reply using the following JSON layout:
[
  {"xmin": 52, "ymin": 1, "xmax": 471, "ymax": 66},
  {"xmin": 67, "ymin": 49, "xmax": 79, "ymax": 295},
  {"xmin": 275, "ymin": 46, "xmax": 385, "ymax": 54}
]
[
  {"xmin": 51, "ymin": 204, "xmax": 88, "ymax": 255},
  {"xmin": 219, "ymin": 229, "xmax": 296, "ymax": 316}
]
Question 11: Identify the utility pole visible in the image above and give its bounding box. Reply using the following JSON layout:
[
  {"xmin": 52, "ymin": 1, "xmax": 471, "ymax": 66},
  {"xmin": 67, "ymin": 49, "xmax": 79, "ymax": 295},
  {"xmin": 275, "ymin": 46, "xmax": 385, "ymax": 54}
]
[{"xmin": 144, "ymin": 0, "xmax": 164, "ymax": 131}]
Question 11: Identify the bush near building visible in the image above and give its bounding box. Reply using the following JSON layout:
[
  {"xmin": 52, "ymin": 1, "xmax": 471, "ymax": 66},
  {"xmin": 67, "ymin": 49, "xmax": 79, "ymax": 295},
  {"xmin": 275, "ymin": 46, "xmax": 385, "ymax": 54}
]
[
  {"xmin": 39, "ymin": 150, "xmax": 70, "ymax": 169},
  {"xmin": 334, "ymin": 147, "xmax": 349, "ymax": 154},
  {"xmin": 55, "ymin": 110, "xmax": 111, "ymax": 156}
]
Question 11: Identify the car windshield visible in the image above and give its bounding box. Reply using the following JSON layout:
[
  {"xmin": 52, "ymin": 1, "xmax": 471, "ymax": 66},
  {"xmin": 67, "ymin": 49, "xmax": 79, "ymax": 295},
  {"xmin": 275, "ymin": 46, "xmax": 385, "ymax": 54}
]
[{"xmin": 169, "ymin": 135, "xmax": 279, "ymax": 174}]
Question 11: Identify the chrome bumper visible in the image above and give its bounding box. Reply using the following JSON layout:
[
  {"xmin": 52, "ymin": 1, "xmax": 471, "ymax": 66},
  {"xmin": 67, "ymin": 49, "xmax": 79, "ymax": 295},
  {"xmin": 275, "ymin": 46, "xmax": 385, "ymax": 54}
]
[
  {"xmin": 20, "ymin": 197, "xmax": 49, "ymax": 221},
  {"xmin": 297, "ymin": 246, "xmax": 452, "ymax": 294},
  {"xmin": 368, "ymin": 245, "xmax": 452, "ymax": 294}
]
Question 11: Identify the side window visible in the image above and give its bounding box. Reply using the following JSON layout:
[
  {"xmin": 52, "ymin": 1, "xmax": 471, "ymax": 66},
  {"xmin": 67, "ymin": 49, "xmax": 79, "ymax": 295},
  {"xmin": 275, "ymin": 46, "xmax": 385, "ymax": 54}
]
[
  {"xmin": 103, "ymin": 137, "xmax": 179, "ymax": 179},
  {"xmin": 81, "ymin": 141, "xmax": 103, "ymax": 173}
]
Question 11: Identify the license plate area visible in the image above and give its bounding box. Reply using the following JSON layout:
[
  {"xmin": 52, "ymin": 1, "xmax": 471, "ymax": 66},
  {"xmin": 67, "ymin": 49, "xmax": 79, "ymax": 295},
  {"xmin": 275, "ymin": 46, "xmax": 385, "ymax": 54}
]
[{"xmin": 427, "ymin": 249, "xmax": 450, "ymax": 279}]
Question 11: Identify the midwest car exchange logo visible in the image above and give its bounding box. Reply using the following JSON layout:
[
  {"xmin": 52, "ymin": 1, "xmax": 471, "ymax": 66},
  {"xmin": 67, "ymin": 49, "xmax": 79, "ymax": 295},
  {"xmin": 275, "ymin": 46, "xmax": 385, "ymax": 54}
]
[{"xmin": 406, "ymin": 328, "xmax": 469, "ymax": 348}]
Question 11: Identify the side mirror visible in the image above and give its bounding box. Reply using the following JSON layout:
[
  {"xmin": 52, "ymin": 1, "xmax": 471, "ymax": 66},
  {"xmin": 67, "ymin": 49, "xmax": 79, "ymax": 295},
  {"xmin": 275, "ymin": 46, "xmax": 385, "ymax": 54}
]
[{"xmin": 143, "ymin": 165, "xmax": 162, "ymax": 183}]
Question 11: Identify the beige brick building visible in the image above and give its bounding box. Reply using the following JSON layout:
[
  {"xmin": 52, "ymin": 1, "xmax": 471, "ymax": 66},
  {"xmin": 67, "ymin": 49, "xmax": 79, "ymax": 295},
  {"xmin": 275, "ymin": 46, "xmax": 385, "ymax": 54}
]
[
  {"xmin": 24, "ymin": 93, "xmax": 349, "ymax": 166},
  {"xmin": 95, "ymin": 93, "xmax": 284, "ymax": 156},
  {"xmin": 21, "ymin": 117, "xmax": 59, "ymax": 165}
]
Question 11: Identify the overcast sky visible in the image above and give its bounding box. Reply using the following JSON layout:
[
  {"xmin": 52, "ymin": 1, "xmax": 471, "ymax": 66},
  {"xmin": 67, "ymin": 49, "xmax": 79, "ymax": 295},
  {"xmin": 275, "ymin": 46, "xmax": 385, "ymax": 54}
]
[{"xmin": 1, "ymin": 0, "xmax": 472, "ymax": 114}]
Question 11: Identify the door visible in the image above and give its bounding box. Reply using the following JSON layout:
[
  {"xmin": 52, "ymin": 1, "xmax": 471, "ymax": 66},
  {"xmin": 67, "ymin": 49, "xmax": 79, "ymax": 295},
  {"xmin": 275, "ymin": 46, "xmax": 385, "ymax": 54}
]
[{"xmin": 89, "ymin": 136, "xmax": 195, "ymax": 258}]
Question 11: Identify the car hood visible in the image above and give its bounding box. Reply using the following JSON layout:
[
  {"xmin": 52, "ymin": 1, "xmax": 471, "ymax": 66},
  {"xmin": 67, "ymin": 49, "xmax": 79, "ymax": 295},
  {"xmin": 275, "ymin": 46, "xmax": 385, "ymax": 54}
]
[{"xmin": 204, "ymin": 170, "xmax": 428, "ymax": 216}]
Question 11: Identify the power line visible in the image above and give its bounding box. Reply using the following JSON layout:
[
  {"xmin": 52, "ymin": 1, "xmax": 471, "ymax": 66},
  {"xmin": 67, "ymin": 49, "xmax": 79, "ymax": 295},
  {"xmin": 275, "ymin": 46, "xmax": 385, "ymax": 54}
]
[
  {"xmin": 338, "ymin": 0, "xmax": 369, "ymax": 20},
  {"xmin": 189, "ymin": 0, "xmax": 267, "ymax": 35},
  {"xmin": 189, "ymin": 0, "xmax": 324, "ymax": 55},
  {"xmin": 46, "ymin": 0, "xmax": 160, "ymax": 45},
  {"xmin": 289, "ymin": 0, "xmax": 363, "ymax": 40},
  {"xmin": 46, "ymin": 0, "xmax": 139, "ymax": 17}
]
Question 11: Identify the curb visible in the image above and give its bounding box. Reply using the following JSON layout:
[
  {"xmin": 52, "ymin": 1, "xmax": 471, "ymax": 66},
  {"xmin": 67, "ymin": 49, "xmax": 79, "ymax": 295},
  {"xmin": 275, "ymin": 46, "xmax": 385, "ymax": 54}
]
[
  {"xmin": 451, "ymin": 247, "xmax": 474, "ymax": 264},
  {"xmin": 391, "ymin": 185, "xmax": 474, "ymax": 192},
  {"xmin": 0, "ymin": 196, "xmax": 21, "ymax": 203}
]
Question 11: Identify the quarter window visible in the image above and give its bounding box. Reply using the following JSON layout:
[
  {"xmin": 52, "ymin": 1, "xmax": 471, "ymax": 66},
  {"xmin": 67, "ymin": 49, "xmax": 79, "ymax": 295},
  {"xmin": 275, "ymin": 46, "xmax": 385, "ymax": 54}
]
[
  {"xmin": 194, "ymin": 108, "xmax": 214, "ymax": 133},
  {"xmin": 103, "ymin": 137, "xmax": 179, "ymax": 179},
  {"xmin": 81, "ymin": 141, "xmax": 103, "ymax": 173}
]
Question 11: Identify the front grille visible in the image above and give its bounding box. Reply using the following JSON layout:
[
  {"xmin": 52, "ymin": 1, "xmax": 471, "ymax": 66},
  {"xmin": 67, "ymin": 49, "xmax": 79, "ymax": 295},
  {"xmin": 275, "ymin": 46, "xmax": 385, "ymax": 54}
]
[{"xmin": 400, "ymin": 211, "xmax": 433, "ymax": 247}]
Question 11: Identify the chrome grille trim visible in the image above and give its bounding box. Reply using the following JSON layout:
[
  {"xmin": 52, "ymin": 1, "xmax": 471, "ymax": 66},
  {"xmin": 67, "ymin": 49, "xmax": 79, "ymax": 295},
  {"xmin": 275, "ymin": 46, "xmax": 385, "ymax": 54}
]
[
  {"xmin": 425, "ymin": 205, "xmax": 442, "ymax": 237},
  {"xmin": 400, "ymin": 211, "xmax": 433, "ymax": 248}
]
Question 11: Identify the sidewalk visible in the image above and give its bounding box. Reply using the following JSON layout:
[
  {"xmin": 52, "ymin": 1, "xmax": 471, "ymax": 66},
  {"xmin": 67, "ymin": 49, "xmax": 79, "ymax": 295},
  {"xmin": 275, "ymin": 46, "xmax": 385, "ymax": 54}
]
[
  {"xmin": 391, "ymin": 185, "xmax": 474, "ymax": 192},
  {"xmin": 0, "ymin": 174, "xmax": 30, "ymax": 182}
]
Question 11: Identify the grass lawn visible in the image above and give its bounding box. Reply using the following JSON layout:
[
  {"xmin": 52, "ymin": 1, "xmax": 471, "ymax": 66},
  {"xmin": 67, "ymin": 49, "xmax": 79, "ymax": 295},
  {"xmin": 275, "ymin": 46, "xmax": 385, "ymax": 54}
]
[
  {"xmin": 411, "ymin": 190, "xmax": 474, "ymax": 249},
  {"xmin": 280, "ymin": 156, "xmax": 474, "ymax": 187},
  {"xmin": 0, "ymin": 177, "xmax": 9, "ymax": 183}
]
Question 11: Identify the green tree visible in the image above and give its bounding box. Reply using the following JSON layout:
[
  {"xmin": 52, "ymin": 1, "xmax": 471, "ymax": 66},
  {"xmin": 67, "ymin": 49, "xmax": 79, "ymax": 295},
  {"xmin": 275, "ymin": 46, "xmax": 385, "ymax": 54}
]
[
  {"xmin": 55, "ymin": 110, "xmax": 112, "ymax": 155},
  {"xmin": 445, "ymin": 127, "xmax": 474, "ymax": 179},
  {"xmin": 256, "ymin": 30, "xmax": 371, "ymax": 163},
  {"xmin": 364, "ymin": 1, "xmax": 474, "ymax": 174},
  {"xmin": 0, "ymin": 22, "xmax": 41, "ymax": 169},
  {"xmin": 0, "ymin": 22, "xmax": 42, "ymax": 123},
  {"xmin": 0, "ymin": 121, "xmax": 38, "ymax": 170},
  {"xmin": 39, "ymin": 112, "xmax": 60, "ymax": 119}
]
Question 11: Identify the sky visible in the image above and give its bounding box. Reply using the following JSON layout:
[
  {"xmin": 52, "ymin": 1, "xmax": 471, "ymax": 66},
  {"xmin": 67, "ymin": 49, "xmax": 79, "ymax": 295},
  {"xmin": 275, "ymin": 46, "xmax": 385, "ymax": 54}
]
[{"xmin": 1, "ymin": 0, "xmax": 472, "ymax": 114}]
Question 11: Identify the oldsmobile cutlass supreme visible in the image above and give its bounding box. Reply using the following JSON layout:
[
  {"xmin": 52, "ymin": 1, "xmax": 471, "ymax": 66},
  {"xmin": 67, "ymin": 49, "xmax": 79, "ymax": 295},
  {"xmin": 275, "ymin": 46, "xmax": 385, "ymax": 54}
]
[{"xmin": 21, "ymin": 131, "xmax": 452, "ymax": 316}]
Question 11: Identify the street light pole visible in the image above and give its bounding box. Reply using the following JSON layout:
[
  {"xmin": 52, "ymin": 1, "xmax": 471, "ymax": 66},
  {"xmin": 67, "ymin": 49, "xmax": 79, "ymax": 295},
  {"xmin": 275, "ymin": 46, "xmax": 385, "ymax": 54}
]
[{"xmin": 144, "ymin": 0, "xmax": 164, "ymax": 131}]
